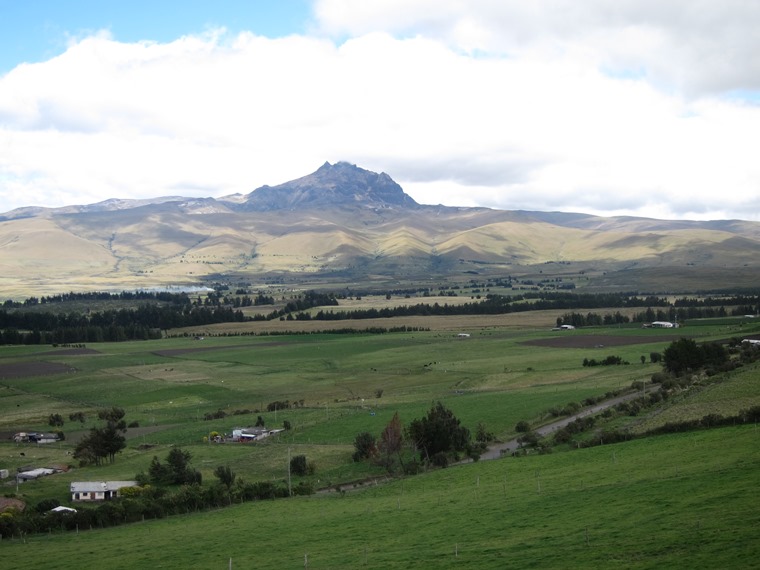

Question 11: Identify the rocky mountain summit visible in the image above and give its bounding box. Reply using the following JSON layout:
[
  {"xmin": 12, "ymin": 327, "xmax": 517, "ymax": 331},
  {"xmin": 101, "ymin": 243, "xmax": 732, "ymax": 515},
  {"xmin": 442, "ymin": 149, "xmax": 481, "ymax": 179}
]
[{"xmin": 237, "ymin": 162, "xmax": 420, "ymax": 212}]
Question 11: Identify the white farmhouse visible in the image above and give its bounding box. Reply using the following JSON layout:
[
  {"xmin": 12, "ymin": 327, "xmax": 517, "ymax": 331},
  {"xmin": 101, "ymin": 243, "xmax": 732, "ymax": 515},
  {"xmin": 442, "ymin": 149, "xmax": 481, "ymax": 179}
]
[{"xmin": 71, "ymin": 481, "xmax": 138, "ymax": 502}]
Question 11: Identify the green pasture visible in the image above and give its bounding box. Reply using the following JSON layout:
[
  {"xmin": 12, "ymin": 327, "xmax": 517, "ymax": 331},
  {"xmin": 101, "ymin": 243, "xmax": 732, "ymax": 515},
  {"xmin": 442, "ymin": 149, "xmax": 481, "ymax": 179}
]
[
  {"xmin": 1, "ymin": 321, "xmax": 758, "ymax": 511},
  {"xmin": 3, "ymin": 425, "xmax": 759, "ymax": 569},
  {"xmin": 631, "ymin": 362, "xmax": 760, "ymax": 434}
]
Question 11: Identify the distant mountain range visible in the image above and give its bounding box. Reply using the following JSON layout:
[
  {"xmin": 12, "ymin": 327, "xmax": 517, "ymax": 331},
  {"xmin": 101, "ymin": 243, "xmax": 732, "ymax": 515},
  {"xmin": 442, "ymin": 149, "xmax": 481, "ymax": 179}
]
[{"xmin": 1, "ymin": 161, "xmax": 759, "ymax": 297}]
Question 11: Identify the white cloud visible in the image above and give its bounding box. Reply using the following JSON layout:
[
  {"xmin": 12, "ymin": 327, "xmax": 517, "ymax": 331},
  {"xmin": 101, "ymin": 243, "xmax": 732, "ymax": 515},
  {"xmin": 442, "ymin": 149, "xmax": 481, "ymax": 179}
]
[
  {"xmin": 0, "ymin": 2, "xmax": 759, "ymax": 222},
  {"xmin": 313, "ymin": 0, "xmax": 760, "ymax": 96}
]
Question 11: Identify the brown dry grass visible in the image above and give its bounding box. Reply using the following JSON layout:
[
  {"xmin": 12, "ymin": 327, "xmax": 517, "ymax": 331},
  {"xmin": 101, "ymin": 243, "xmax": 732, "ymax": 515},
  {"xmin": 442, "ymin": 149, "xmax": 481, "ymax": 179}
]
[{"xmin": 168, "ymin": 308, "xmax": 644, "ymax": 336}]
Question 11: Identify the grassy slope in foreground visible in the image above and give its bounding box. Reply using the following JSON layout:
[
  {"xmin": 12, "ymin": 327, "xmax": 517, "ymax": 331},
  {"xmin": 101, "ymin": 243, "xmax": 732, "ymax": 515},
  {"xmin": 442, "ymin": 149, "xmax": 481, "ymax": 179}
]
[{"xmin": 3, "ymin": 424, "xmax": 759, "ymax": 569}]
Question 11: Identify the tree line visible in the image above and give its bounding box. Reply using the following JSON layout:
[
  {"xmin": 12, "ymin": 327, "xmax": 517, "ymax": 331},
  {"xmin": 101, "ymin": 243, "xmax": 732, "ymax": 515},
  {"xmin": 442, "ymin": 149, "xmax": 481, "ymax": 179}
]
[
  {"xmin": 3, "ymin": 290, "xmax": 191, "ymax": 308},
  {"xmin": 0, "ymin": 304, "xmax": 245, "ymax": 345},
  {"xmin": 2, "ymin": 289, "xmax": 758, "ymax": 344},
  {"xmin": 286, "ymin": 292, "xmax": 760, "ymax": 322}
]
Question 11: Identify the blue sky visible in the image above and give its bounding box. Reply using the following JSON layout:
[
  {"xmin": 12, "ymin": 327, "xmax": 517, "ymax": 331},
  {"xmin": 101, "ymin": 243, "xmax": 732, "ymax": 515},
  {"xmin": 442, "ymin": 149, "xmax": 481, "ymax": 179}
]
[
  {"xmin": 1, "ymin": 1, "xmax": 759, "ymax": 221},
  {"xmin": 0, "ymin": 0, "xmax": 311, "ymax": 72}
]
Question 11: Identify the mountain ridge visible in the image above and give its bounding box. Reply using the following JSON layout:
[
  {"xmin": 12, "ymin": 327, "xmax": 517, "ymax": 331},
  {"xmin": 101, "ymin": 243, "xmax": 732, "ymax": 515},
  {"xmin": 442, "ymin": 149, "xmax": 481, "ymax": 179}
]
[{"xmin": 1, "ymin": 161, "xmax": 759, "ymax": 297}]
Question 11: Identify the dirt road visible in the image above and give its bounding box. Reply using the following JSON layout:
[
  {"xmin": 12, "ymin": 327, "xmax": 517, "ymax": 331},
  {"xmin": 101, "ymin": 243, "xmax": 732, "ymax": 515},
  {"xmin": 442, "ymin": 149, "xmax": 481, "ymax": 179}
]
[{"xmin": 480, "ymin": 387, "xmax": 653, "ymax": 460}]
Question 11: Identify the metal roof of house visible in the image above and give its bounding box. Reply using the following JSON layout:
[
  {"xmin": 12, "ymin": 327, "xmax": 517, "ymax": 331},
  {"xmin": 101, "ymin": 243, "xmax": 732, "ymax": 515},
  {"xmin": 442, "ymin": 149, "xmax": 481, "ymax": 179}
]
[
  {"xmin": 70, "ymin": 481, "xmax": 138, "ymax": 493},
  {"xmin": 17, "ymin": 468, "xmax": 56, "ymax": 480}
]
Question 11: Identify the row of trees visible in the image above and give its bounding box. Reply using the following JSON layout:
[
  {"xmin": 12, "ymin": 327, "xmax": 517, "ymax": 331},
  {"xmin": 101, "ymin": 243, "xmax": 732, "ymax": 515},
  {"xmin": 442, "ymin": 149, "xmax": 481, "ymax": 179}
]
[
  {"xmin": 290, "ymin": 292, "xmax": 760, "ymax": 323},
  {"xmin": 4, "ymin": 290, "xmax": 191, "ymax": 308},
  {"xmin": 0, "ymin": 304, "xmax": 246, "ymax": 345},
  {"xmin": 559, "ymin": 303, "xmax": 759, "ymax": 329},
  {"xmin": 3, "ymin": 290, "xmax": 757, "ymax": 344}
]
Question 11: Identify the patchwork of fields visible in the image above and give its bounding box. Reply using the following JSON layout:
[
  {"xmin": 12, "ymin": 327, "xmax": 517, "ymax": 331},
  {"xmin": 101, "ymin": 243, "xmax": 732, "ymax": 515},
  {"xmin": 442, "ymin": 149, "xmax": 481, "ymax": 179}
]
[{"xmin": 1, "ymin": 314, "xmax": 759, "ymax": 568}]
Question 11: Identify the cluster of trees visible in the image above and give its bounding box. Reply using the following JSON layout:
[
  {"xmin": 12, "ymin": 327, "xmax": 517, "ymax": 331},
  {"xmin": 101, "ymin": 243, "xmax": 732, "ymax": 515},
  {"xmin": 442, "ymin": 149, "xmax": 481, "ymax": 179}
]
[
  {"xmin": 202, "ymin": 407, "xmax": 257, "ymax": 421},
  {"xmin": 662, "ymin": 338, "xmax": 729, "ymax": 376},
  {"xmin": 251, "ymin": 291, "xmax": 339, "ymax": 321},
  {"xmin": 267, "ymin": 399, "xmax": 305, "ymax": 411},
  {"xmin": 47, "ymin": 413, "xmax": 64, "ymax": 427},
  {"xmin": 145, "ymin": 448, "xmax": 202, "ymax": 486},
  {"xmin": 558, "ymin": 311, "xmax": 630, "ymax": 328},
  {"xmin": 552, "ymin": 415, "xmax": 597, "ymax": 445},
  {"xmin": 353, "ymin": 403, "xmax": 483, "ymax": 473},
  {"xmin": 73, "ymin": 407, "xmax": 128, "ymax": 466},
  {"xmin": 355, "ymin": 411, "xmax": 407, "ymax": 472},
  {"xmin": 582, "ymin": 355, "xmax": 629, "ymax": 367}
]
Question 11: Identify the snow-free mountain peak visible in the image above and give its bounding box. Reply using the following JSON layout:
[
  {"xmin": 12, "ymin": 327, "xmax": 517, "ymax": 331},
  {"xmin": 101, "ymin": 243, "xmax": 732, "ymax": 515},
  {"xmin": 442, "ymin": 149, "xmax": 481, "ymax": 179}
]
[{"xmin": 239, "ymin": 161, "xmax": 419, "ymax": 211}]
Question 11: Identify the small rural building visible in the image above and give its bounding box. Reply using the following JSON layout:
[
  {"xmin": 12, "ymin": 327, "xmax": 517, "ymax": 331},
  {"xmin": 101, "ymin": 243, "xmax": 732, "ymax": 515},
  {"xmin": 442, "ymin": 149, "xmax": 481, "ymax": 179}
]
[
  {"xmin": 50, "ymin": 506, "xmax": 77, "ymax": 513},
  {"xmin": 651, "ymin": 321, "xmax": 678, "ymax": 328},
  {"xmin": 231, "ymin": 427, "xmax": 284, "ymax": 442},
  {"xmin": 13, "ymin": 432, "xmax": 60, "ymax": 444},
  {"xmin": 71, "ymin": 481, "xmax": 138, "ymax": 502},
  {"xmin": 17, "ymin": 467, "xmax": 57, "ymax": 481},
  {"xmin": 456, "ymin": 333, "xmax": 471, "ymax": 338},
  {"xmin": 742, "ymin": 338, "xmax": 760, "ymax": 346}
]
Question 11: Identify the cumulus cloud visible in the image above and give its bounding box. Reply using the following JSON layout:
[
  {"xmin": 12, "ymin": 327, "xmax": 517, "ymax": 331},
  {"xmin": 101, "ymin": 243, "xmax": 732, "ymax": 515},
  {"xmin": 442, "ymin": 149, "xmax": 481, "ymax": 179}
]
[
  {"xmin": 0, "ymin": 1, "xmax": 759, "ymax": 221},
  {"xmin": 313, "ymin": 0, "xmax": 760, "ymax": 97}
]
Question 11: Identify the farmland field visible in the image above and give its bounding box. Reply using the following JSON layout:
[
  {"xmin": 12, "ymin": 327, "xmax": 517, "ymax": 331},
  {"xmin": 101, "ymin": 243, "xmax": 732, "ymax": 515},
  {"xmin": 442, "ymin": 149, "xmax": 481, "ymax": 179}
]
[
  {"xmin": 1, "ymin": 313, "xmax": 759, "ymax": 568},
  {"xmin": 2, "ymin": 425, "xmax": 759, "ymax": 569}
]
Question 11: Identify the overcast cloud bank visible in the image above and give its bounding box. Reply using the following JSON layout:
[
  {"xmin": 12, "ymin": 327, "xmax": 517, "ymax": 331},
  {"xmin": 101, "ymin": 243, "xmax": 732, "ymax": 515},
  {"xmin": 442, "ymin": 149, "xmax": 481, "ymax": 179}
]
[{"xmin": 1, "ymin": 0, "xmax": 759, "ymax": 220}]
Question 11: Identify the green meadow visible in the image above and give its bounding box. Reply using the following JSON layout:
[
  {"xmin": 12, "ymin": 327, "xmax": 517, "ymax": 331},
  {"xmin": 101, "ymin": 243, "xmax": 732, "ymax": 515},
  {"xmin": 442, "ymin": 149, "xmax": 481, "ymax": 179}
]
[
  {"xmin": 3, "ymin": 426, "xmax": 759, "ymax": 569},
  {"xmin": 1, "ymin": 317, "xmax": 759, "ymax": 567}
]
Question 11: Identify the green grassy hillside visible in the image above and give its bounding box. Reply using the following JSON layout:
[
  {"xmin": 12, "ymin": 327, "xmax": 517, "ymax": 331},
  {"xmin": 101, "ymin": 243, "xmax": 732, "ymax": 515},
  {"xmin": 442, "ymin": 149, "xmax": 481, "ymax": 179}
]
[{"xmin": 2, "ymin": 425, "xmax": 758, "ymax": 569}]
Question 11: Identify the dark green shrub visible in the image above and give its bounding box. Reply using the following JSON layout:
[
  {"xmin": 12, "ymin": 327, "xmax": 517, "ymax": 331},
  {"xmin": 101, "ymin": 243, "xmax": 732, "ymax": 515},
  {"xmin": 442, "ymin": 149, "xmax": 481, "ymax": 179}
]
[
  {"xmin": 290, "ymin": 454, "xmax": 309, "ymax": 476},
  {"xmin": 431, "ymin": 452, "xmax": 449, "ymax": 468},
  {"xmin": 515, "ymin": 420, "xmax": 531, "ymax": 432},
  {"xmin": 352, "ymin": 431, "xmax": 377, "ymax": 461}
]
